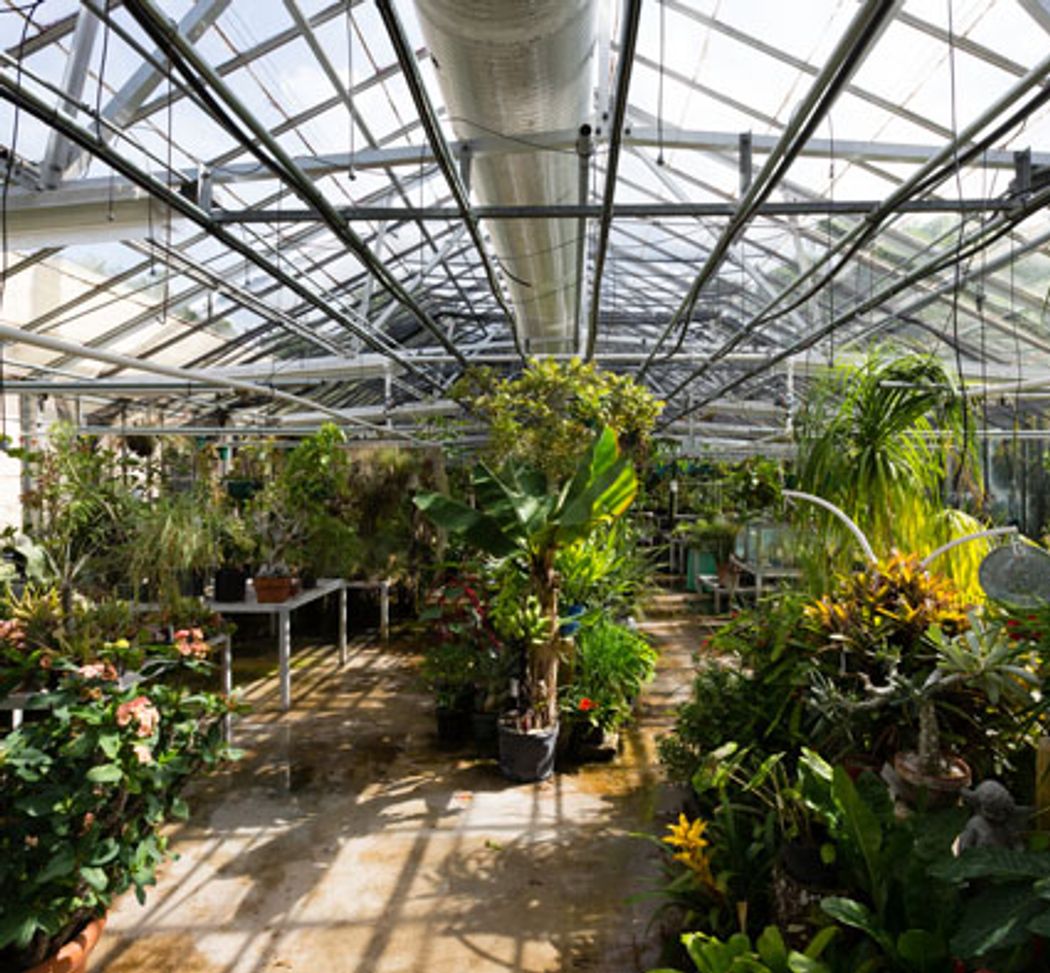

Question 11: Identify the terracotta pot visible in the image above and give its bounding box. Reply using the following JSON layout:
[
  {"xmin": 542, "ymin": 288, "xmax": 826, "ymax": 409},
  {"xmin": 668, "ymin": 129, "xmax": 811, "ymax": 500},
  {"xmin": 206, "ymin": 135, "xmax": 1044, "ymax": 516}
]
[
  {"xmin": 23, "ymin": 915, "xmax": 106, "ymax": 973},
  {"xmin": 893, "ymin": 751, "xmax": 972, "ymax": 808},
  {"xmin": 253, "ymin": 576, "xmax": 295, "ymax": 604}
]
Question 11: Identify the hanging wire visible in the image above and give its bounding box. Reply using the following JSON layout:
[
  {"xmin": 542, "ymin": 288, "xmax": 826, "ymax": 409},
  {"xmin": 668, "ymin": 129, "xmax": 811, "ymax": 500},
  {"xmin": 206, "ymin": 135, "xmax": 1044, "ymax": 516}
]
[
  {"xmin": 945, "ymin": 0, "xmax": 972, "ymax": 495},
  {"xmin": 1, "ymin": 0, "xmax": 44, "ymax": 310},
  {"xmin": 657, "ymin": 0, "xmax": 666, "ymax": 166},
  {"xmin": 96, "ymin": 0, "xmax": 116, "ymax": 222},
  {"xmin": 346, "ymin": 2, "xmax": 356, "ymax": 181},
  {"xmin": 826, "ymin": 113, "xmax": 836, "ymax": 366}
]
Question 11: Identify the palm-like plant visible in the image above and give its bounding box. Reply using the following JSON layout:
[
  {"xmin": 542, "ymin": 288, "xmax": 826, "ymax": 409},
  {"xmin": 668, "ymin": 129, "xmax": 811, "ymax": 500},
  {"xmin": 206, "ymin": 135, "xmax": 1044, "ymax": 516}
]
[
  {"xmin": 414, "ymin": 428, "xmax": 637, "ymax": 728},
  {"xmin": 794, "ymin": 352, "xmax": 982, "ymax": 593}
]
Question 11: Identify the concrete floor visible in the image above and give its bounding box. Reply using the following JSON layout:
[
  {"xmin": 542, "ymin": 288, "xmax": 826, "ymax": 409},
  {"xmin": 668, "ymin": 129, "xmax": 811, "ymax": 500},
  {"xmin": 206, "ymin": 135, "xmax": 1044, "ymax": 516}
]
[{"xmin": 91, "ymin": 602, "xmax": 705, "ymax": 973}]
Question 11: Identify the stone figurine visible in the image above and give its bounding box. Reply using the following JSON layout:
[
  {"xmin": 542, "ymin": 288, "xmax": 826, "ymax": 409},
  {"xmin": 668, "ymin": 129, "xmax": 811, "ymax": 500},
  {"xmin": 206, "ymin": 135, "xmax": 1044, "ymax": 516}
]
[{"xmin": 956, "ymin": 780, "xmax": 1028, "ymax": 852}]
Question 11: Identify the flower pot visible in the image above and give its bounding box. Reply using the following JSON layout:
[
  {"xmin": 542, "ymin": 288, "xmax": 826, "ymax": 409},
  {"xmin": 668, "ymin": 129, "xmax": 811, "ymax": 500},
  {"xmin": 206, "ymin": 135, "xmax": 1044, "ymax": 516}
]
[
  {"xmin": 214, "ymin": 567, "xmax": 248, "ymax": 603},
  {"xmin": 571, "ymin": 722, "xmax": 619, "ymax": 762},
  {"xmin": 224, "ymin": 478, "xmax": 262, "ymax": 502},
  {"xmin": 558, "ymin": 604, "xmax": 586, "ymax": 637},
  {"xmin": 779, "ymin": 838, "xmax": 838, "ymax": 888},
  {"xmin": 435, "ymin": 706, "xmax": 472, "ymax": 747},
  {"xmin": 498, "ymin": 721, "xmax": 558, "ymax": 782},
  {"xmin": 471, "ymin": 710, "xmax": 500, "ymax": 756},
  {"xmin": 253, "ymin": 576, "xmax": 295, "ymax": 604},
  {"xmin": 300, "ymin": 572, "xmax": 318, "ymax": 591},
  {"xmin": 22, "ymin": 914, "xmax": 106, "ymax": 973},
  {"xmin": 893, "ymin": 751, "xmax": 972, "ymax": 809}
]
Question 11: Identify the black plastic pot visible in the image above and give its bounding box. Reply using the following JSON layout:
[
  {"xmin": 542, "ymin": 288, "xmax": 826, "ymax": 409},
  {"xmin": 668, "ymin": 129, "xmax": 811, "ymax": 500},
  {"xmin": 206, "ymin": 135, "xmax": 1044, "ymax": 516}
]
[
  {"xmin": 498, "ymin": 721, "xmax": 558, "ymax": 782},
  {"xmin": 178, "ymin": 570, "xmax": 206, "ymax": 598},
  {"xmin": 779, "ymin": 838, "xmax": 838, "ymax": 888},
  {"xmin": 471, "ymin": 711, "xmax": 499, "ymax": 757},
  {"xmin": 435, "ymin": 706, "xmax": 472, "ymax": 747},
  {"xmin": 214, "ymin": 567, "xmax": 249, "ymax": 603},
  {"xmin": 571, "ymin": 723, "xmax": 620, "ymax": 763}
]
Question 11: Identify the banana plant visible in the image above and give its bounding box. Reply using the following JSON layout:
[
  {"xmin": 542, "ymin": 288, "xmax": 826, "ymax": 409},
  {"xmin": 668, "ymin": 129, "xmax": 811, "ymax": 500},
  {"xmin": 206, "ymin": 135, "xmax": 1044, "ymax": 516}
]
[{"xmin": 414, "ymin": 428, "xmax": 637, "ymax": 727}]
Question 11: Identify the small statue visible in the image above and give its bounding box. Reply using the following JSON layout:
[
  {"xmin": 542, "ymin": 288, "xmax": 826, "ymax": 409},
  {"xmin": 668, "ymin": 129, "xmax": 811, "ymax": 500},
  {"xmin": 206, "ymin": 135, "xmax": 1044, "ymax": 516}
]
[{"xmin": 956, "ymin": 780, "xmax": 1027, "ymax": 852}]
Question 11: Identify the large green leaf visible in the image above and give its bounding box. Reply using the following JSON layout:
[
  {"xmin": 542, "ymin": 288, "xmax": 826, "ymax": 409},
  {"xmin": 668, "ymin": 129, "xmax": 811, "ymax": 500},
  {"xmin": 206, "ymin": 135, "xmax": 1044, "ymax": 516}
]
[
  {"xmin": 930, "ymin": 847, "xmax": 1050, "ymax": 883},
  {"xmin": 831, "ymin": 767, "xmax": 883, "ymax": 908},
  {"xmin": 949, "ymin": 882, "xmax": 1039, "ymax": 959},
  {"xmin": 821, "ymin": 897, "xmax": 895, "ymax": 957},
  {"xmin": 895, "ymin": 929, "xmax": 948, "ymax": 972},
  {"xmin": 414, "ymin": 491, "xmax": 518, "ymax": 558},
  {"xmin": 756, "ymin": 926, "xmax": 788, "ymax": 970}
]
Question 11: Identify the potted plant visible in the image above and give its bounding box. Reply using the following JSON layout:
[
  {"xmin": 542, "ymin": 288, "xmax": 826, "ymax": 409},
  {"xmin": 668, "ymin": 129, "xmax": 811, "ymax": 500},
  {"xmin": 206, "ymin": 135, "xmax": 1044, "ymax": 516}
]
[
  {"xmin": 892, "ymin": 615, "xmax": 1041, "ymax": 808},
  {"xmin": 416, "ymin": 427, "xmax": 638, "ymax": 782},
  {"xmin": 214, "ymin": 508, "xmax": 255, "ymax": 603},
  {"xmin": 248, "ymin": 485, "xmax": 305, "ymax": 604},
  {"xmin": 0, "ymin": 633, "xmax": 237, "ymax": 972},
  {"xmin": 560, "ymin": 617, "xmax": 657, "ymax": 761}
]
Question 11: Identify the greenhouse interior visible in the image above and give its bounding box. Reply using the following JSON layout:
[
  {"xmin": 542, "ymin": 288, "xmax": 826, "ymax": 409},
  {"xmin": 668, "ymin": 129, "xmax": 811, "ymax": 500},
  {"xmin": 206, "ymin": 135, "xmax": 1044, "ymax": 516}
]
[{"xmin": 7, "ymin": 1, "xmax": 1050, "ymax": 971}]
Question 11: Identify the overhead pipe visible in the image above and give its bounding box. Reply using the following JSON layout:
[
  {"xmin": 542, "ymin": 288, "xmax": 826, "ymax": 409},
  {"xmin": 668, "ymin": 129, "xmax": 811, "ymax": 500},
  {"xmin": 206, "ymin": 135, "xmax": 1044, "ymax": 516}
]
[
  {"xmin": 0, "ymin": 67, "xmax": 443, "ymax": 388},
  {"xmin": 413, "ymin": 0, "xmax": 596, "ymax": 354},
  {"xmin": 375, "ymin": 0, "xmax": 523, "ymax": 360},
  {"xmin": 666, "ymin": 44, "xmax": 1050, "ymax": 397},
  {"xmin": 121, "ymin": 0, "xmax": 466, "ymax": 365},
  {"xmin": 637, "ymin": 0, "xmax": 899, "ymax": 378},
  {"xmin": 584, "ymin": 0, "xmax": 643, "ymax": 361}
]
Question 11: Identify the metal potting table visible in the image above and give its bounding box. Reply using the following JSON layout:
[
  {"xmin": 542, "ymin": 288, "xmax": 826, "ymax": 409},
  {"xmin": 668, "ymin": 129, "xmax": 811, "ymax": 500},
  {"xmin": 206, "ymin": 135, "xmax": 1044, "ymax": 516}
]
[{"xmin": 211, "ymin": 577, "xmax": 348, "ymax": 710}]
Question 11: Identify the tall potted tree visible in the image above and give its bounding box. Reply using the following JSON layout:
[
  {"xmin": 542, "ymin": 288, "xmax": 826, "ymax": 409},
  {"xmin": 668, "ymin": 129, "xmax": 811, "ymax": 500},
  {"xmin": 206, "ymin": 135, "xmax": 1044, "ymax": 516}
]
[{"xmin": 415, "ymin": 428, "xmax": 637, "ymax": 781}]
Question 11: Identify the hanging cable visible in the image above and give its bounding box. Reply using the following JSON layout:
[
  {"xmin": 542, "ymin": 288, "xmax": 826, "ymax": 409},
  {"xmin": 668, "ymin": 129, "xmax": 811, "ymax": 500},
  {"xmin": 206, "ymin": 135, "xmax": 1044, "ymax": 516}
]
[
  {"xmin": 346, "ymin": 2, "xmax": 356, "ymax": 182},
  {"xmin": 826, "ymin": 113, "xmax": 836, "ymax": 366},
  {"xmin": 946, "ymin": 0, "xmax": 972, "ymax": 495},
  {"xmin": 657, "ymin": 0, "xmax": 666, "ymax": 166},
  {"xmin": 0, "ymin": 0, "xmax": 43, "ymax": 310}
]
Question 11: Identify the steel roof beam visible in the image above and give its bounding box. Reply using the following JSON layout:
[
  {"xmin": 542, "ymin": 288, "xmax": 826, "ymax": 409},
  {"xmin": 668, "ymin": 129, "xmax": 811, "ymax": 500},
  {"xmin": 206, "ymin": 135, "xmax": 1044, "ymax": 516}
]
[
  {"xmin": 0, "ymin": 67, "xmax": 439, "ymax": 385},
  {"xmin": 277, "ymin": 0, "xmax": 479, "ymax": 342},
  {"xmin": 584, "ymin": 0, "xmax": 643, "ymax": 360},
  {"xmin": 665, "ymin": 173, "xmax": 1050, "ymax": 425},
  {"xmin": 638, "ymin": 0, "xmax": 900, "ymax": 377},
  {"xmin": 60, "ymin": 0, "xmax": 232, "ymax": 181},
  {"xmin": 122, "ymin": 0, "xmax": 466, "ymax": 365}
]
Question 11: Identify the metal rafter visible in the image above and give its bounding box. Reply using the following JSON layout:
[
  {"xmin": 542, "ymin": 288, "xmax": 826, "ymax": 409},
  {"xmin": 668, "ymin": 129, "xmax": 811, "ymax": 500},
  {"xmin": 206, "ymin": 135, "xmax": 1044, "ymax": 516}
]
[
  {"xmin": 585, "ymin": 0, "xmax": 643, "ymax": 361},
  {"xmin": 121, "ymin": 0, "xmax": 467, "ymax": 365},
  {"xmin": 638, "ymin": 0, "xmax": 900, "ymax": 377},
  {"xmin": 374, "ymin": 0, "xmax": 522, "ymax": 358}
]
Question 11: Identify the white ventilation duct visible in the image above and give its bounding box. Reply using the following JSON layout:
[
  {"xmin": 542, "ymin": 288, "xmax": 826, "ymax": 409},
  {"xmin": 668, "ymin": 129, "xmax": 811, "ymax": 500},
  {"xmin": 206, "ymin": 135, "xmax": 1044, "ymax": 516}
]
[{"xmin": 413, "ymin": 0, "xmax": 596, "ymax": 354}]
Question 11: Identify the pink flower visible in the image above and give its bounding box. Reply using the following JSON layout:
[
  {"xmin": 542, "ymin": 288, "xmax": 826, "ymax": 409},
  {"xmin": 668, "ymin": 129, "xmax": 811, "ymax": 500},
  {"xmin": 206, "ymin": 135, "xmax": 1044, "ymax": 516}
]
[
  {"xmin": 173, "ymin": 630, "xmax": 210, "ymax": 659},
  {"xmin": 133, "ymin": 743, "xmax": 153, "ymax": 765},
  {"xmin": 78, "ymin": 662, "xmax": 118, "ymax": 681},
  {"xmin": 116, "ymin": 695, "xmax": 159, "ymax": 737},
  {"xmin": 81, "ymin": 812, "xmax": 96, "ymax": 833}
]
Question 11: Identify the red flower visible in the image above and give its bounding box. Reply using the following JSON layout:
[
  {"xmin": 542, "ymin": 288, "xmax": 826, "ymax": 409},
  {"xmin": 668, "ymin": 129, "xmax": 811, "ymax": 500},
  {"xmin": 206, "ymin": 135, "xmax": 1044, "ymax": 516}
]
[{"xmin": 578, "ymin": 697, "xmax": 596, "ymax": 712}]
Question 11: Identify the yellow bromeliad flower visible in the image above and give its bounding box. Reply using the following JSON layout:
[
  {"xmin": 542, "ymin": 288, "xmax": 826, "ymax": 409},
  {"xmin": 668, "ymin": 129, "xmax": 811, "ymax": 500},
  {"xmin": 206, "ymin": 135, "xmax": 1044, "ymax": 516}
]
[{"xmin": 662, "ymin": 813, "xmax": 716, "ymax": 888}]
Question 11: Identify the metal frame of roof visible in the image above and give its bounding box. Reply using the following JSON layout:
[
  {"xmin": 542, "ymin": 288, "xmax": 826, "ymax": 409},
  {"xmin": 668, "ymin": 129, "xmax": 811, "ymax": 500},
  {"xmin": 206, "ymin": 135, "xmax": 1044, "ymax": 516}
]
[{"xmin": 1, "ymin": 0, "xmax": 1050, "ymax": 452}]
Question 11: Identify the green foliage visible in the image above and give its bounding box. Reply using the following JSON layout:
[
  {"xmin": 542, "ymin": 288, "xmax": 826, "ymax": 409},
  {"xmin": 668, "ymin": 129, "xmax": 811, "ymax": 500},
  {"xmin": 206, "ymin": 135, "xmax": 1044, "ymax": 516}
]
[
  {"xmin": 0, "ymin": 643, "xmax": 238, "ymax": 970},
  {"xmin": 659, "ymin": 595, "xmax": 819, "ymax": 783},
  {"xmin": 415, "ymin": 428, "xmax": 638, "ymax": 727},
  {"xmin": 561, "ymin": 619, "xmax": 657, "ymax": 731},
  {"xmin": 650, "ymin": 924, "xmax": 838, "ymax": 973},
  {"xmin": 418, "ymin": 576, "xmax": 508, "ymax": 711},
  {"xmin": 793, "ymin": 352, "xmax": 983, "ymax": 596},
  {"xmin": 451, "ymin": 358, "xmax": 663, "ymax": 485},
  {"xmin": 555, "ymin": 518, "xmax": 655, "ymax": 617},
  {"xmin": 18, "ymin": 422, "xmax": 141, "ymax": 597}
]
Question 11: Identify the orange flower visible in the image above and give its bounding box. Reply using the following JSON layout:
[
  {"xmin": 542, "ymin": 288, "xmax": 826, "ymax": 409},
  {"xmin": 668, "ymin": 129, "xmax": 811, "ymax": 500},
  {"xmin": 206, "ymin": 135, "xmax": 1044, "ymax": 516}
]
[{"xmin": 578, "ymin": 697, "xmax": 596, "ymax": 712}]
